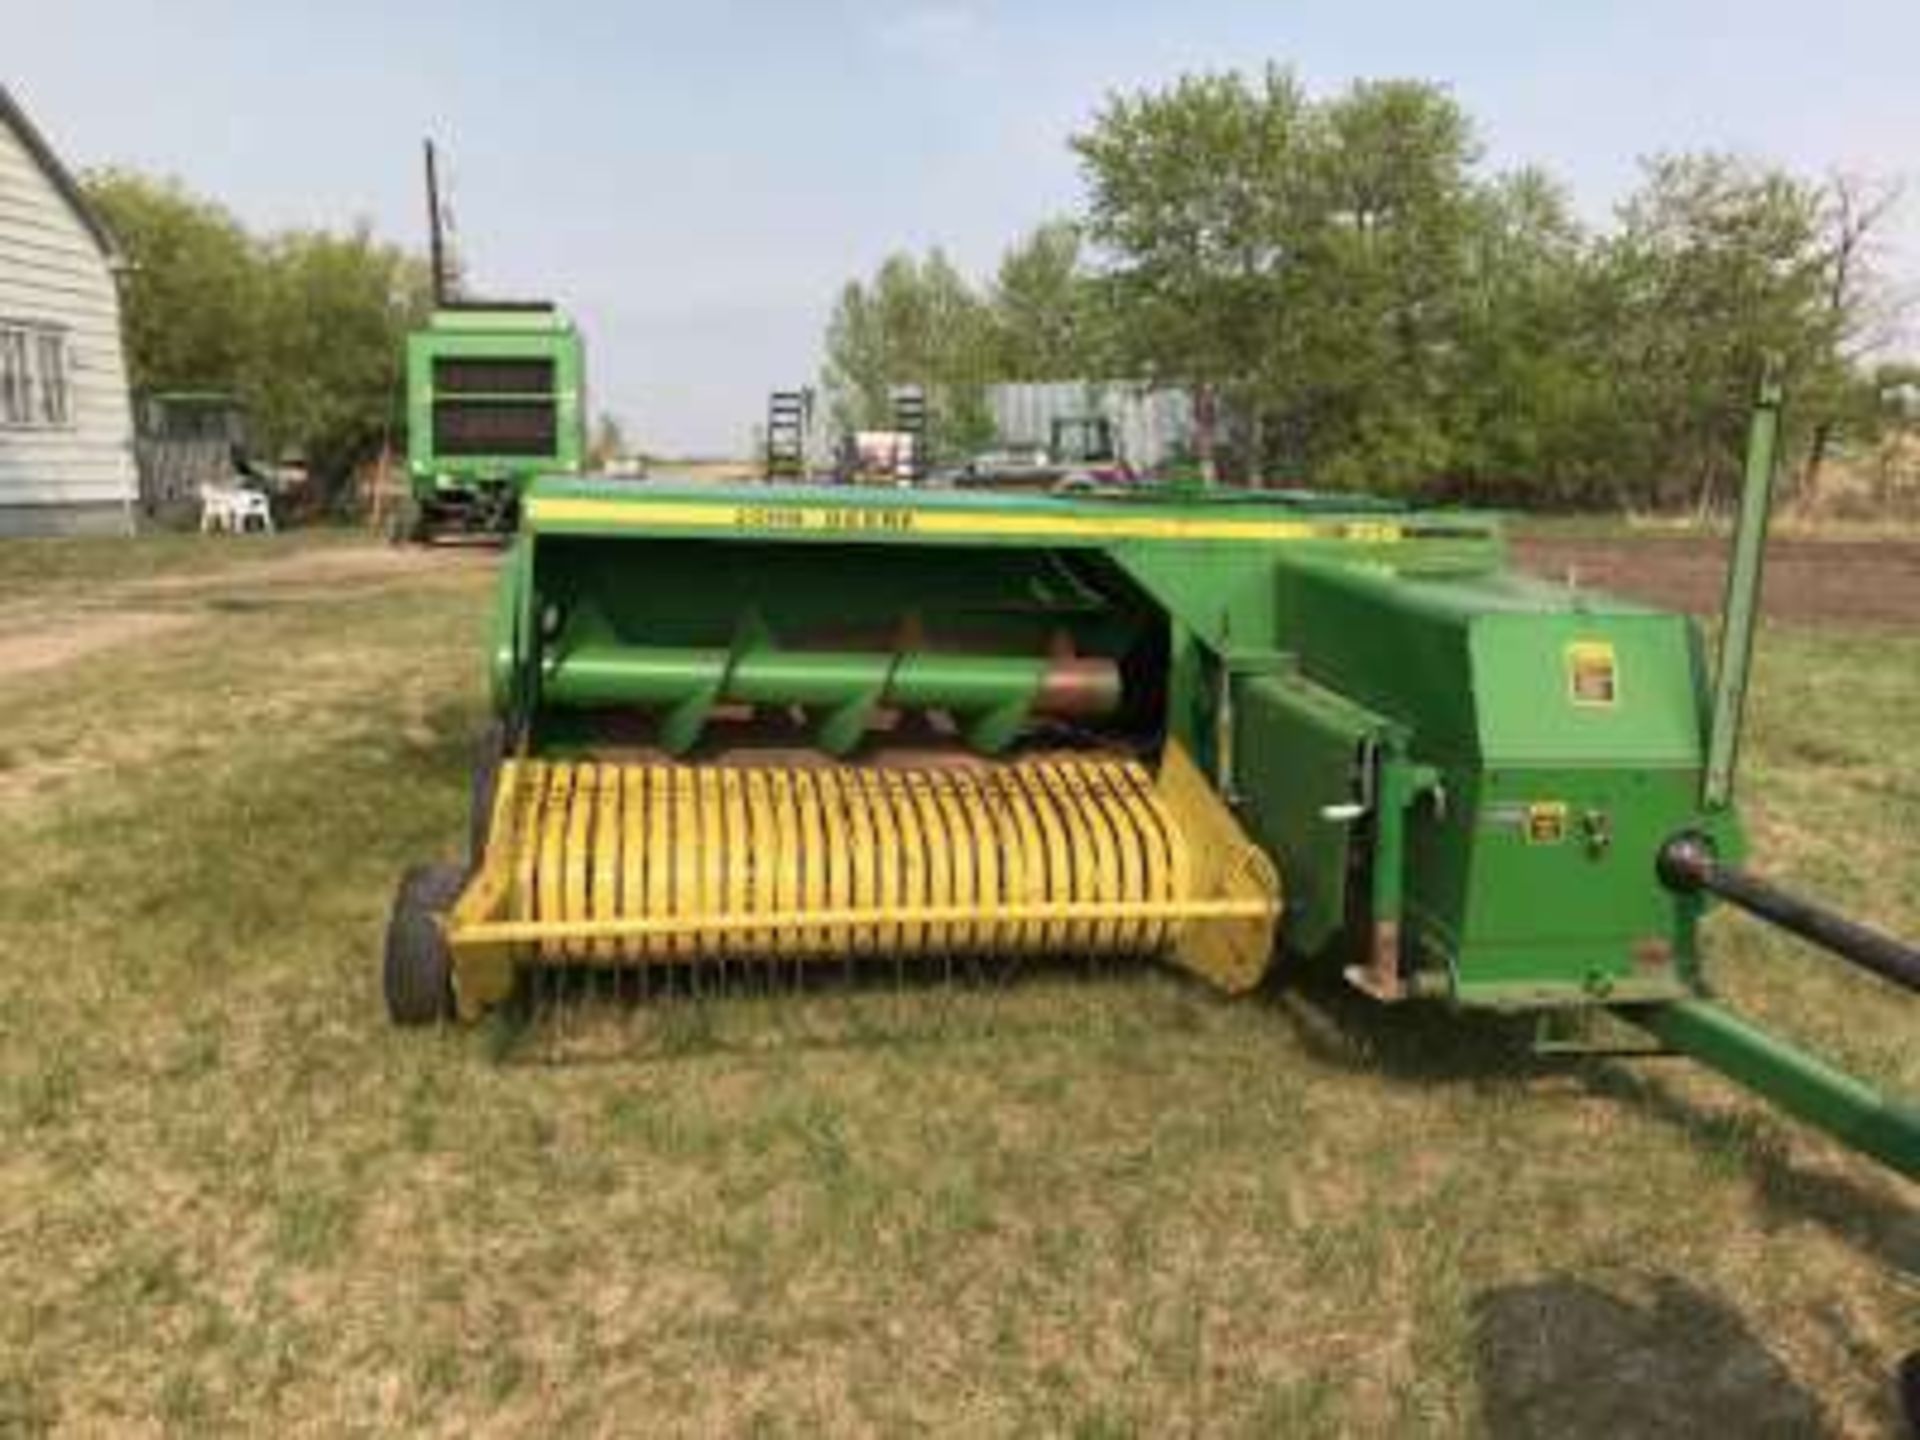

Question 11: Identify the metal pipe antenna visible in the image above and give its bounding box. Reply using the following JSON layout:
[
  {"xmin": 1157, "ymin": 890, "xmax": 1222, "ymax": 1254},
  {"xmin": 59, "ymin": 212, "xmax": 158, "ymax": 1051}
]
[
  {"xmin": 423, "ymin": 138, "xmax": 464, "ymax": 307},
  {"xmin": 424, "ymin": 140, "xmax": 445, "ymax": 307}
]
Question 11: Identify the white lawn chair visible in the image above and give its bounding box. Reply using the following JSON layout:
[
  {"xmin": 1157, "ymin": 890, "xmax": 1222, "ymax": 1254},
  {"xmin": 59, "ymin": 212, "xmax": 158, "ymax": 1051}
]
[{"xmin": 198, "ymin": 484, "xmax": 275, "ymax": 534}]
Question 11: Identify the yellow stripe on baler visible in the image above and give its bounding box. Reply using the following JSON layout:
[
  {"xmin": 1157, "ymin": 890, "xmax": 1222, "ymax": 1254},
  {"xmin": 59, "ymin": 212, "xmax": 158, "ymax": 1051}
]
[{"xmin": 523, "ymin": 495, "xmax": 1411, "ymax": 546}]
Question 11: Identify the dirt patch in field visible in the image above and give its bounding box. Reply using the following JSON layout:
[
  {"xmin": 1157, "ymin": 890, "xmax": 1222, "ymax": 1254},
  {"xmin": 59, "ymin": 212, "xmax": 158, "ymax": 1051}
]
[
  {"xmin": 0, "ymin": 610, "xmax": 198, "ymax": 681},
  {"xmin": 1515, "ymin": 535, "xmax": 1920, "ymax": 626},
  {"xmin": 127, "ymin": 542, "xmax": 489, "ymax": 598}
]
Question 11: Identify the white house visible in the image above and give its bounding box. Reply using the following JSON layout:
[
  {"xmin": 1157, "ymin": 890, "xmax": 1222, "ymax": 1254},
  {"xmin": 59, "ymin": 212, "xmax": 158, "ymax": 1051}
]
[{"xmin": 0, "ymin": 84, "xmax": 136, "ymax": 535}]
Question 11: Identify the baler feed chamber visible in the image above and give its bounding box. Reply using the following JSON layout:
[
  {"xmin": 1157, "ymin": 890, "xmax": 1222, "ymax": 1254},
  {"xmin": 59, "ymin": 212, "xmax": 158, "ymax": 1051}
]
[{"xmin": 510, "ymin": 537, "xmax": 1171, "ymax": 760}]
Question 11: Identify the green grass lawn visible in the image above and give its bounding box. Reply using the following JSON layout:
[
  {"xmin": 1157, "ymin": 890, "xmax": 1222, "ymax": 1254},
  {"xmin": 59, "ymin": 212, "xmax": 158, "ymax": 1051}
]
[{"xmin": 0, "ymin": 534, "xmax": 1914, "ymax": 1435}]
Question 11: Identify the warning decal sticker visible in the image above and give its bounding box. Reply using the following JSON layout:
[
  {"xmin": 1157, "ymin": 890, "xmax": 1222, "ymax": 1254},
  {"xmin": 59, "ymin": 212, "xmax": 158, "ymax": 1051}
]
[
  {"xmin": 1526, "ymin": 802, "xmax": 1570, "ymax": 845},
  {"xmin": 1566, "ymin": 640, "xmax": 1619, "ymax": 708}
]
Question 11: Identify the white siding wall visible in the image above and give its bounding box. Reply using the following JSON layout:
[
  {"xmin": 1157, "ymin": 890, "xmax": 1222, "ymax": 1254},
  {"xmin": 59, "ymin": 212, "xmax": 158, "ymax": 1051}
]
[{"xmin": 0, "ymin": 115, "xmax": 136, "ymax": 531}]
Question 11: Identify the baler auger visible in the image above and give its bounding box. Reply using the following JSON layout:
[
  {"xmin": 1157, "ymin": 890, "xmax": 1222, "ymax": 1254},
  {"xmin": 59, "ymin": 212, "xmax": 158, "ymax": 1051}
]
[{"xmin": 383, "ymin": 380, "xmax": 1920, "ymax": 1185}]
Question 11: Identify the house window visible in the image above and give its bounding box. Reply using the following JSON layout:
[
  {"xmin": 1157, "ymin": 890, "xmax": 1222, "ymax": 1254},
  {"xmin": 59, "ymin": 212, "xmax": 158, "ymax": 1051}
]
[
  {"xmin": 0, "ymin": 323, "xmax": 73, "ymax": 428},
  {"xmin": 35, "ymin": 330, "xmax": 70, "ymax": 424},
  {"xmin": 0, "ymin": 330, "xmax": 28, "ymax": 425}
]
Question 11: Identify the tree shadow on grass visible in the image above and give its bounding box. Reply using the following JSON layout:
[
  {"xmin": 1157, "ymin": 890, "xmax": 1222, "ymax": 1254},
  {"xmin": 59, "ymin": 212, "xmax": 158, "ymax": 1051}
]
[{"xmin": 1473, "ymin": 1275, "xmax": 1830, "ymax": 1438}]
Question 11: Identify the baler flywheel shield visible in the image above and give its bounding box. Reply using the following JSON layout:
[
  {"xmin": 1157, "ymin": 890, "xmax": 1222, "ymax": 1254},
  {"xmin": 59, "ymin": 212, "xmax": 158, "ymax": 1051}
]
[{"xmin": 442, "ymin": 746, "xmax": 1280, "ymax": 1017}]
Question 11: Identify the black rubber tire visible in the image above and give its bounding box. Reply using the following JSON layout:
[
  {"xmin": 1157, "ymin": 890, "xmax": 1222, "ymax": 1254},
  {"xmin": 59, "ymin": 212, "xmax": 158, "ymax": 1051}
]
[
  {"xmin": 469, "ymin": 721, "xmax": 507, "ymax": 867},
  {"xmin": 383, "ymin": 862, "xmax": 465, "ymax": 1025}
]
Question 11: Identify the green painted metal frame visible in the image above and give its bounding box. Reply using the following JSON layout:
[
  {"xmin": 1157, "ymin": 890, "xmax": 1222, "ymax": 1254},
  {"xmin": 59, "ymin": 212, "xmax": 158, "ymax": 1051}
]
[
  {"xmin": 1623, "ymin": 1000, "xmax": 1920, "ymax": 1180},
  {"xmin": 1703, "ymin": 373, "xmax": 1782, "ymax": 812}
]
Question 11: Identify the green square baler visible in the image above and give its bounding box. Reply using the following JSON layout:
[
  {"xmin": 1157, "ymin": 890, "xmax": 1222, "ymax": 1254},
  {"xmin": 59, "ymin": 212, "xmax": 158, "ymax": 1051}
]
[{"xmin": 382, "ymin": 389, "xmax": 1920, "ymax": 1183}]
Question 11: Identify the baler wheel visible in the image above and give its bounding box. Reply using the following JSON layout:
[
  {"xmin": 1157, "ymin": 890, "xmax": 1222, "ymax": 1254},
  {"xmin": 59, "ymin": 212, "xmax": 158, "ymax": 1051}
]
[{"xmin": 383, "ymin": 863, "xmax": 464, "ymax": 1025}]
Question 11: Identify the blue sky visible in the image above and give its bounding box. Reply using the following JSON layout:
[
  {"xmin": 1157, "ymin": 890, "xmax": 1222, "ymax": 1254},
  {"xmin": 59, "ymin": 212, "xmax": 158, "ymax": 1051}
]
[{"xmin": 11, "ymin": 0, "xmax": 1919, "ymax": 452}]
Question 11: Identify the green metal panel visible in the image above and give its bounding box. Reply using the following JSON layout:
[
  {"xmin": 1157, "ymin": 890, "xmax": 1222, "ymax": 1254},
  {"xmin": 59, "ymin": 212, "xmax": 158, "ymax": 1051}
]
[
  {"xmin": 1232, "ymin": 670, "xmax": 1394, "ymax": 957},
  {"xmin": 427, "ymin": 308, "xmax": 573, "ymax": 333},
  {"xmin": 1469, "ymin": 612, "xmax": 1704, "ymax": 766},
  {"xmin": 1416, "ymin": 765, "xmax": 1704, "ymax": 1006},
  {"xmin": 1229, "ymin": 551, "xmax": 1726, "ymax": 1005},
  {"xmin": 406, "ymin": 309, "xmax": 586, "ymax": 500},
  {"xmin": 490, "ymin": 536, "xmax": 533, "ymax": 719},
  {"xmin": 1424, "ymin": 611, "xmax": 1713, "ymax": 1003}
]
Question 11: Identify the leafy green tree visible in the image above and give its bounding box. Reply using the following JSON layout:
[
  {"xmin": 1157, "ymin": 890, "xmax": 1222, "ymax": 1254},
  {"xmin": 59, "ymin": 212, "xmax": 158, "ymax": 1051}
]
[
  {"xmin": 251, "ymin": 226, "xmax": 430, "ymax": 480},
  {"xmin": 1071, "ymin": 70, "xmax": 1910, "ymax": 506},
  {"xmin": 821, "ymin": 248, "xmax": 995, "ymax": 457},
  {"xmin": 987, "ymin": 220, "xmax": 1104, "ymax": 380},
  {"xmin": 814, "ymin": 64, "xmax": 1910, "ymax": 510},
  {"xmin": 1445, "ymin": 169, "xmax": 1607, "ymax": 504},
  {"xmin": 1598, "ymin": 153, "xmax": 1833, "ymax": 510},
  {"xmin": 84, "ymin": 169, "xmax": 261, "ymax": 397},
  {"xmin": 84, "ymin": 169, "xmax": 430, "ymax": 493},
  {"xmin": 1289, "ymin": 79, "xmax": 1481, "ymax": 490},
  {"xmin": 1073, "ymin": 67, "xmax": 1319, "ymax": 476},
  {"xmin": 1073, "ymin": 71, "xmax": 1489, "ymax": 490},
  {"xmin": 1796, "ymin": 175, "xmax": 1910, "ymax": 505}
]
